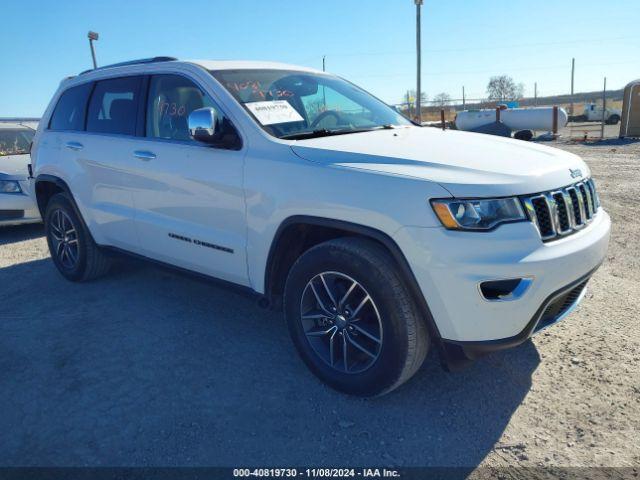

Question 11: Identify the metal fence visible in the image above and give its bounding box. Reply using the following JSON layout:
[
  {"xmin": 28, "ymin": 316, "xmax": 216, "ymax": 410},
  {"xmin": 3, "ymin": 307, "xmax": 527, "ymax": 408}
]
[{"xmin": 392, "ymin": 86, "xmax": 624, "ymax": 141}]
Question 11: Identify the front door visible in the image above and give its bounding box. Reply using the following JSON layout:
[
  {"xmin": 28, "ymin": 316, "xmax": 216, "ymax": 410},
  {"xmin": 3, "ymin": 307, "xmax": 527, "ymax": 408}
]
[
  {"xmin": 79, "ymin": 76, "xmax": 145, "ymax": 250},
  {"xmin": 128, "ymin": 74, "xmax": 249, "ymax": 286}
]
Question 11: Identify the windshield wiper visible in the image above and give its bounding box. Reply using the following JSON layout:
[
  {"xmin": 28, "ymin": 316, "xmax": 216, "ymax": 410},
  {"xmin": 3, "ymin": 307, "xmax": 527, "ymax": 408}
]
[
  {"xmin": 280, "ymin": 125, "xmax": 396, "ymax": 140},
  {"xmin": 280, "ymin": 129, "xmax": 333, "ymax": 140}
]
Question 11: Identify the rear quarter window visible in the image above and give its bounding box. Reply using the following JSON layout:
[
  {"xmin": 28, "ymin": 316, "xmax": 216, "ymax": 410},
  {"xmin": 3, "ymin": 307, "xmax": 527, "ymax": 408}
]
[{"xmin": 48, "ymin": 83, "xmax": 93, "ymax": 131}]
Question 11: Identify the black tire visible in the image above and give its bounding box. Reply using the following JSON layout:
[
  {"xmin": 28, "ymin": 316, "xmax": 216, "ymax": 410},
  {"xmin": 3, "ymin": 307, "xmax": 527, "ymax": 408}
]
[
  {"xmin": 607, "ymin": 115, "xmax": 620, "ymax": 125},
  {"xmin": 514, "ymin": 130, "xmax": 534, "ymax": 141},
  {"xmin": 284, "ymin": 237, "xmax": 429, "ymax": 396},
  {"xmin": 44, "ymin": 193, "xmax": 112, "ymax": 282}
]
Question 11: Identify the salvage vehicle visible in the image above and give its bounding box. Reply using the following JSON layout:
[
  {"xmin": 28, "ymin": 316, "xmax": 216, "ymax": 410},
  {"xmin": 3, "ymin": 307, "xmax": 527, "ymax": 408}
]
[
  {"xmin": 0, "ymin": 123, "xmax": 40, "ymax": 226},
  {"xmin": 30, "ymin": 58, "xmax": 611, "ymax": 396}
]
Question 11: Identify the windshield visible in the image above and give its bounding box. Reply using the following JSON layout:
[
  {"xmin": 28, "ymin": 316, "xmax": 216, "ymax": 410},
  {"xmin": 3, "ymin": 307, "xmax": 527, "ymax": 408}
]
[
  {"xmin": 0, "ymin": 129, "xmax": 34, "ymax": 156},
  {"xmin": 210, "ymin": 69, "xmax": 411, "ymax": 139}
]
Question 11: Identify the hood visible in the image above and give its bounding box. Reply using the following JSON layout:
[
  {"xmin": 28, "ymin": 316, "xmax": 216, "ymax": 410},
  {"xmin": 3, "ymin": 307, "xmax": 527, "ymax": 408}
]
[
  {"xmin": 0, "ymin": 153, "xmax": 31, "ymax": 180},
  {"xmin": 290, "ymin": 127, "xmax": 589, "ymax": 197}
]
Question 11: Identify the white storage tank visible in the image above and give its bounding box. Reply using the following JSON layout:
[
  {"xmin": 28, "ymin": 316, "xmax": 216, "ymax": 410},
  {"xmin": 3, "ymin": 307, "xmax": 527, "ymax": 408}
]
[{"xmin": 456, "ymin": 107, "xmax": 568, "ymax": 132}]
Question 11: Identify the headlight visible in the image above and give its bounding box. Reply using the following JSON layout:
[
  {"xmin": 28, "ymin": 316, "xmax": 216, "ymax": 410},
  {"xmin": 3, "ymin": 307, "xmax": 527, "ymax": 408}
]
[
  {"xmin": 431, "ymin": 197, "xmax": 526, "ymax": 230},
  {"xmin": 0, "ymin": 180, "xmax": 22, "ymax": 194}
]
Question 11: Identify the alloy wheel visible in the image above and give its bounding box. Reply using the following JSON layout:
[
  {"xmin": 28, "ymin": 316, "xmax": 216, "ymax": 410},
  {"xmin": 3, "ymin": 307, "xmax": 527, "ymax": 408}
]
[
  {"xmin": 49, "ymin": 209, "xmax": 79, "ymax": 270},
  {"xmin": 299, "ymin": 271, "xmax": 383, "ymax": 374}
]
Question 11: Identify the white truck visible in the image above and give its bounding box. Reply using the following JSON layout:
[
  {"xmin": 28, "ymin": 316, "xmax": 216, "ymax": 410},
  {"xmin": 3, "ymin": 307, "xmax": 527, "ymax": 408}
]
[
  {"xmin": 580, "ymin": 103, "xmax": 622, "ymax": 125},
  {"xmin": 31, "ymin": 57, "xmax": 610, "ymax": 396}
]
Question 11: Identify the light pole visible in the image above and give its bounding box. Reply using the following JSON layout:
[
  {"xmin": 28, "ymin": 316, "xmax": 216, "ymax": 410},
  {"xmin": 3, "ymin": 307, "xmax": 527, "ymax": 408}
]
[
  {"xmin": 415, "ymin": 0, "xmax": 423, "ymax": 124},
  {"xmin": 88, "ymin": 31, "xmax": 99, "ymax": 69}
]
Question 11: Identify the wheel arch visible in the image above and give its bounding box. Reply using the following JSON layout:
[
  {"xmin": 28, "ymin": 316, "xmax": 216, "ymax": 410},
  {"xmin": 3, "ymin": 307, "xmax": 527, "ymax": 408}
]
[
  {"xmin": 264, "ymin": 215, "xmax": 443, "ymax": 342},
  {"xmin": 34, "ymin": 174, "xmax": 75, "ymax": 218}
]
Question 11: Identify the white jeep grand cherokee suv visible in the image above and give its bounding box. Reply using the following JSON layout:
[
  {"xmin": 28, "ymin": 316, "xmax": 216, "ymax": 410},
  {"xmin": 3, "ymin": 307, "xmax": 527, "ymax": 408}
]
[{"xmin": 31, "ymin": 57, "xmax": 610, "ymax": 396}]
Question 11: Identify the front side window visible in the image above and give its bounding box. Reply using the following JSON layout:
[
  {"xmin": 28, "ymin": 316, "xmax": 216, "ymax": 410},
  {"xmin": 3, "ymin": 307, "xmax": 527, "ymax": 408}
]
[
  {"xmin": 210, "ymin": 69, "xmax": 411, "ymax": 139},
  {"xmin": 0, "ymin": 129, "xmax": 35, "ymax": 156},
  {"xmin": 146, "ymin": 74, "xmax": 233, "ymax": 143},
  {"xmin": 86, "ymin": 76, "xmax": 142, "ymax": 136},
  {"xmin": 49, "ymin": 83, "xmax": 93, "ymax": 131}
]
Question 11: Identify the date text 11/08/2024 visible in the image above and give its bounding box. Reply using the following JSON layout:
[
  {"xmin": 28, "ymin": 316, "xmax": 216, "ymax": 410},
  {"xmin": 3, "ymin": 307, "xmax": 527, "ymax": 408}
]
[{"xmin": 232, "ymin": 468, "xmax": 401, "ymax": 478}]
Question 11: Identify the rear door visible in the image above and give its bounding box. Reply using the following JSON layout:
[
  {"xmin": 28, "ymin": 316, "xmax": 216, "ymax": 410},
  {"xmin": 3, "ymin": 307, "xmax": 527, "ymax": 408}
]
[
  {"xmin": 81, "ymin": 75, "xmax": 146, "ymax": 249},
  {"xmin": 35, "ymin": 82, "xmax": 94, "ymax": 218},
  {"xmin": 128, "ymin": 73, "xmax": 249, "ymax": 286}
]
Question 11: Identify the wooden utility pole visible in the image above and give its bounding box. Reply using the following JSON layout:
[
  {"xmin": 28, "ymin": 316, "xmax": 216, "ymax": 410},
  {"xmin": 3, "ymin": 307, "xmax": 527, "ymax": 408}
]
[{"xmin": 601, "ymin": 77, "xmax": 607, "ymax": 139}]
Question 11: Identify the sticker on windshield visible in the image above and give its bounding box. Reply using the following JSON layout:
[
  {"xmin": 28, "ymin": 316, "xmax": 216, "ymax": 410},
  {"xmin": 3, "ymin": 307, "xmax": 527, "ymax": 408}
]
[{"xmin": 245, "ymin": 101, "xmax": 303, "ymax": 125}]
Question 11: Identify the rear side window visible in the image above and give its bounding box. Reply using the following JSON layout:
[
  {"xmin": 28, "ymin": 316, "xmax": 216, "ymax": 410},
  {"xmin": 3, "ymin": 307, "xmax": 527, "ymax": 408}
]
[
  {"xmin": 49, "ymin": 83, "xmax": 93, "ymax": 131},
  {"xmin": 86, "ymin": 76, "xmax": 142, "ymax": 136}
]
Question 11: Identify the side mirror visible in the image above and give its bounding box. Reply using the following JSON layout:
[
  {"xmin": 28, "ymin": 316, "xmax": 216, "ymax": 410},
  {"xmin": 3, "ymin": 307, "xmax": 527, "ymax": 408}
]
[{"xmin": 189, "ymin": 107, "xmax": 218, "ymax": 143}]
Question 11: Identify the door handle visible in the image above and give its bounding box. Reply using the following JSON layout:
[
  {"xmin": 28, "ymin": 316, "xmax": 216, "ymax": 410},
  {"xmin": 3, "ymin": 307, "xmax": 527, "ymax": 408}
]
[
  {"xmin": 133, "ymin": 150, "xmax": 156, "ymax": 161},
  {"xmin": 65, "ymin": 141, "xmax": 84, "ymax": 151}
]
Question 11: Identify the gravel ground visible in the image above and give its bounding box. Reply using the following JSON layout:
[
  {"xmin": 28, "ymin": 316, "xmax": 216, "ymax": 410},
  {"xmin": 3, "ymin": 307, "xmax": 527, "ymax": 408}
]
[{"xmin": 0, "ymin": 140, "xmax": 638, "ymax": 476}]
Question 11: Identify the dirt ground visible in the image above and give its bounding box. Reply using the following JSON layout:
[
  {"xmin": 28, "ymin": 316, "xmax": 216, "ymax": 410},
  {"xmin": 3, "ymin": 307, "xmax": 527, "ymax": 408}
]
[
  {"xmin": 558, "ymin": 122, "xmax": 623, "ymax": 141},
  {"xmin": 0, "ymin": 139, "xmax": 638, "ymax": 476}
]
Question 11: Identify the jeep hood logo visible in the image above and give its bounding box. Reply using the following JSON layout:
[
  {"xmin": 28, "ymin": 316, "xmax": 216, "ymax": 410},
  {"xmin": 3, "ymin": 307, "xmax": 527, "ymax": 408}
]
[{"xmin": 570, "ymin": 168, "xmax": 583, "ymax": 179}]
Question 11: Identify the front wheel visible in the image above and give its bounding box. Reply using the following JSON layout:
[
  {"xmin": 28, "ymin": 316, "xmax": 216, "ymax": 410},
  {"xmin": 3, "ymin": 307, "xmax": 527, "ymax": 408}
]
[{"xmin": 284, "ymin": 238, "xmax": 429, "ymax": 396}]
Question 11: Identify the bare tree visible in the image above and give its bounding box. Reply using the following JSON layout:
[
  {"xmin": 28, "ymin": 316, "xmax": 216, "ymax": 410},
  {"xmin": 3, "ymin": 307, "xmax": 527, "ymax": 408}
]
[
  {"xmin": 433, "ymin": 92, "xmax": 452, "ymax": 107},
  {"xmin": 486, "ymin": 75, "xmax": 525, "ymax": 102},
  {"xmin": 406, "ymin": 89, "xmax": 428, "ymax": 104}
]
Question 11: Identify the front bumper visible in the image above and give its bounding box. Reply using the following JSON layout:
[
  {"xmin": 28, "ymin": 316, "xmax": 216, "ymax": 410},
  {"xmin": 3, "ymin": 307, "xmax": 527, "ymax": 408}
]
[
  {"xmin": 0, "ymin": 185, "xmax": 41, "ymax": 226},
  {"xmin": 394, "ymin": 208, "xmax": 611, "ymax": 344},
  {"xmin": 441, "ymin": 266, "xmax": 594, "ymax": 364}
]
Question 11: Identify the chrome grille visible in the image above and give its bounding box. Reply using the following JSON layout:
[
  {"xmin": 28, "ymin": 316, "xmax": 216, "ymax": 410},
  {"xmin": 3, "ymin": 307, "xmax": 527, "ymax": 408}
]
[{"xmin": 522, "ymin": 178, "xmax": 600, "ymax": 241}]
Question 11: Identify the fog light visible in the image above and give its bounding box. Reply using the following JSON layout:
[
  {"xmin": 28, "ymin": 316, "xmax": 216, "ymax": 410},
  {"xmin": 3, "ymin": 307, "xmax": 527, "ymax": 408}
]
[{"xmin": 479, "ymin": 278, "xmax": 533, "ymax": 301}]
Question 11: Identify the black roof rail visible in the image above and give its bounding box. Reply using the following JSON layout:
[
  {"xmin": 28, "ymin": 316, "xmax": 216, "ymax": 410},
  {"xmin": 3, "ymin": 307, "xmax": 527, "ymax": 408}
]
[{"xmin": 79, "ymin": 56, "xmax": 178, "ymax": 75}]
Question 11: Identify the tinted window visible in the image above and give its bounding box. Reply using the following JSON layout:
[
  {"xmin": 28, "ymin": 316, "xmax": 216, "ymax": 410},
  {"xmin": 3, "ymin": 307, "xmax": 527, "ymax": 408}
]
[
  {"xmin": 49, "ymin": 83, "xmax": 93, "ymax": 131},
  {"xmin": 86, "ymin": 76, "xmax": 142, "ymax": 135},
  {"xmin": 146, "ymin": 74, "xmax": 227, "ymax": 142}
]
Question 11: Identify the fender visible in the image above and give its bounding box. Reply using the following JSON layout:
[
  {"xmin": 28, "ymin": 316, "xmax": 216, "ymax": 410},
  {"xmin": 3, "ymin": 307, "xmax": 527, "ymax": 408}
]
[
  {"xmin": 34, "ymin": 174, "xmax": 79, "ymax": 218},
  {"xmin": 265, "ymin": 215, "xmax": 448, "ymax": 353}
]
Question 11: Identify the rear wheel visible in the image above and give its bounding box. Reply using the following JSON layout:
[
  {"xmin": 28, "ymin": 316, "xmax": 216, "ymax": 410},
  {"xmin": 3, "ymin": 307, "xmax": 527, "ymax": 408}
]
[
  {"xmin": 284, "ymin": 237, "xmax": 429, "ymax": 396},
  {"xmin": 44, "ymin": 193, "xmax": 112, "ymax": 282}
]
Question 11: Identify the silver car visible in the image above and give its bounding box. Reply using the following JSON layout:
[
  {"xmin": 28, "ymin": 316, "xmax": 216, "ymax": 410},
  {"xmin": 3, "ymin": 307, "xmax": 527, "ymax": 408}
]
[{"xmin": 0, "ymin": 123, "xmax": 40, "ymax": 226}]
